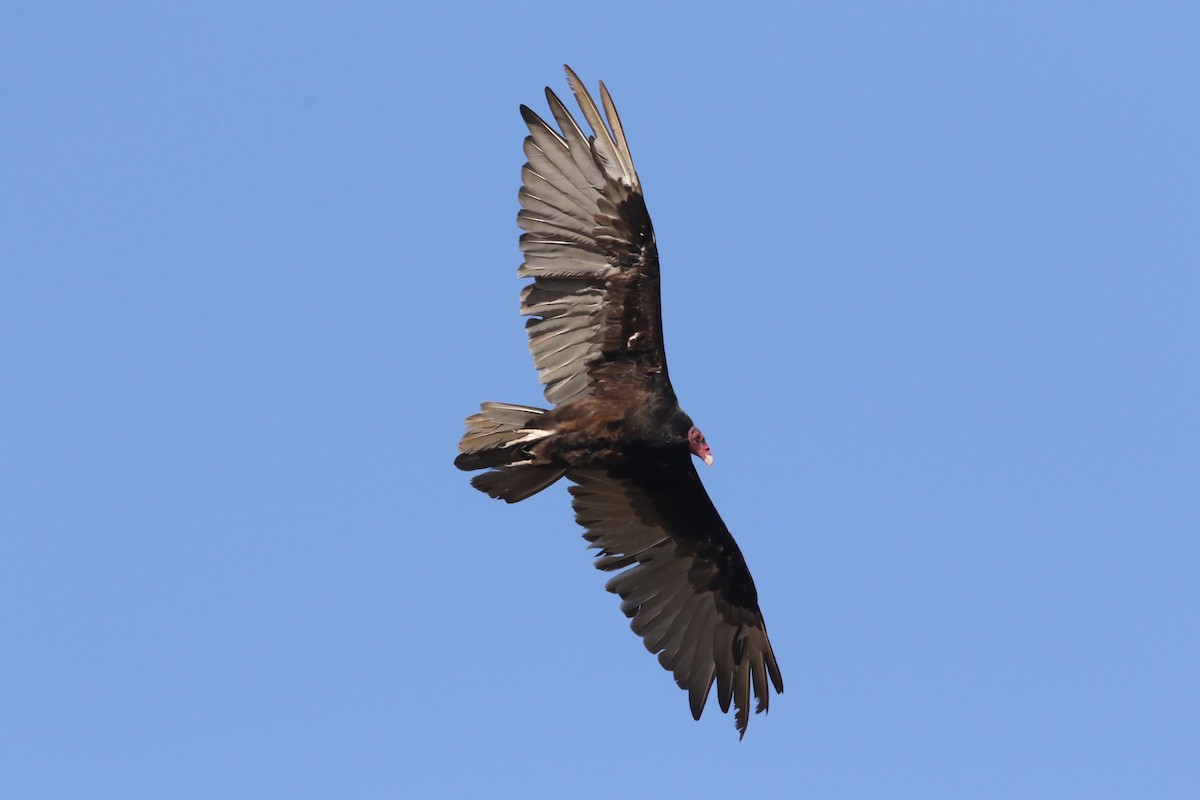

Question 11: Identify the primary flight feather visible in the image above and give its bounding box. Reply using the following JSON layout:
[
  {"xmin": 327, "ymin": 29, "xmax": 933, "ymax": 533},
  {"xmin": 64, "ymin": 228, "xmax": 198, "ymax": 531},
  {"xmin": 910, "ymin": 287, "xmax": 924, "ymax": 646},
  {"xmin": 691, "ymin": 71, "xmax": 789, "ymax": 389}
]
[{"xmin": 455, "ymin": 66, "xmax": 782, "ymax": 737}]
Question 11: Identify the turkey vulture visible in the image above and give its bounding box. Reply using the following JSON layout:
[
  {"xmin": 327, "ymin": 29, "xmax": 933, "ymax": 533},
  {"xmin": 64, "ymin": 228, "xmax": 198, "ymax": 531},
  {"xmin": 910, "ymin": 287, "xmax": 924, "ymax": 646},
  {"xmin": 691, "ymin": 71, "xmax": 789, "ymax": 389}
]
[{"xmin": 454, "ymin": 66, "xmax": 782, "ymax": 737}]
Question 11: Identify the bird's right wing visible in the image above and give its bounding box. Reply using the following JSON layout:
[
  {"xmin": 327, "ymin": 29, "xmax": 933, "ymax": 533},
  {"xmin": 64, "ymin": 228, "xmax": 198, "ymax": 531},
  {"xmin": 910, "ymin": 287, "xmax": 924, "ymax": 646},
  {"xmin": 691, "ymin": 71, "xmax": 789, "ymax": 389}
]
[{"xmin": 518, "ymin": 66, "xmax": 675, "ymax": 407}]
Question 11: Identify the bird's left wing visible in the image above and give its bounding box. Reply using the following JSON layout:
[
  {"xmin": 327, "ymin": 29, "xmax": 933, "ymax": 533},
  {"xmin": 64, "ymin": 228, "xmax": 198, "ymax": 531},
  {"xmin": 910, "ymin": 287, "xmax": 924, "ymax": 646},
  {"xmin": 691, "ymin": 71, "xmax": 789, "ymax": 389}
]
[{"xmin": 568, "ymin": 456, "xmax": 782, "ymax": 737}]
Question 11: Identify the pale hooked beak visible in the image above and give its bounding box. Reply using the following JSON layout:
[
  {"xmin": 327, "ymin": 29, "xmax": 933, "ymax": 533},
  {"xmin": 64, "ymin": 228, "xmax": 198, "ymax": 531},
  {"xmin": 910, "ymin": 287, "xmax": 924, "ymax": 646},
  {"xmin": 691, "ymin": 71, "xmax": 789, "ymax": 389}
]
[{"xmin": 688, "ymin": 425, "xmax": 713, "ymax": 466}]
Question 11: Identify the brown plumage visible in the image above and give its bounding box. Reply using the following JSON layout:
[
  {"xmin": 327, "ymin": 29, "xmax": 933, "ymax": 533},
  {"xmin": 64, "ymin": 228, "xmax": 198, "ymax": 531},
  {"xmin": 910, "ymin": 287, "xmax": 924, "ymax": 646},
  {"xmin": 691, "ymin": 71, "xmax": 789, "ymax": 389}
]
[{"xmin": 455, "ymin": 66, "xmax": 782, "ymax": 737}]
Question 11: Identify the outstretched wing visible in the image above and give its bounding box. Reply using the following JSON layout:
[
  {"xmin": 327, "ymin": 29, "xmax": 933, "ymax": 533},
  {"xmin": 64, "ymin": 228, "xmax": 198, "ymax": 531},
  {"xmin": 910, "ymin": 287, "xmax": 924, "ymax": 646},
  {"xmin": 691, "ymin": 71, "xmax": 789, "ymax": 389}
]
[
  {"xmin": 518, "ymin": 66, "xmax": 673, "ymax": 407},
  {"xmin": 569, "ymin": 457, "xmax": 783, "ymax": 737}
]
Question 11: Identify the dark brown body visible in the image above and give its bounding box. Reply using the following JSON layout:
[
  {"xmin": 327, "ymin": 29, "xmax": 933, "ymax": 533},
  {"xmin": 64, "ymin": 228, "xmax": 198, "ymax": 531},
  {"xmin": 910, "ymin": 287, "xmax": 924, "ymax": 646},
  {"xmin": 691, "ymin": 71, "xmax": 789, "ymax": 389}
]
[{"xmin": 535, "ymin": 392, "xmax": 692, "ymax": 467}]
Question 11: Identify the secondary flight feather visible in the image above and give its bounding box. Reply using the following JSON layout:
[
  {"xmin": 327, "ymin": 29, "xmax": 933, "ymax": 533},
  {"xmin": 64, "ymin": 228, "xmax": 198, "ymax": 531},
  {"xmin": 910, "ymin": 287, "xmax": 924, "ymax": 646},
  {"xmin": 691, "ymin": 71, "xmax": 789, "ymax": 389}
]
[{"xmin": 455, "ymin": 66, "xmax": 781, "ymax": 737}]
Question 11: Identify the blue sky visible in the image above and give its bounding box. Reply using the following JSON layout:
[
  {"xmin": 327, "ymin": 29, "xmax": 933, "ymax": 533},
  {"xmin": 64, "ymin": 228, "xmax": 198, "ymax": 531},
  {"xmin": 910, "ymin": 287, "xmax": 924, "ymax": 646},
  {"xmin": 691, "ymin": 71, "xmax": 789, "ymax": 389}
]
[{"xmin": 3, "ymin": 3, "xmax": 1197, "ymax": 798}]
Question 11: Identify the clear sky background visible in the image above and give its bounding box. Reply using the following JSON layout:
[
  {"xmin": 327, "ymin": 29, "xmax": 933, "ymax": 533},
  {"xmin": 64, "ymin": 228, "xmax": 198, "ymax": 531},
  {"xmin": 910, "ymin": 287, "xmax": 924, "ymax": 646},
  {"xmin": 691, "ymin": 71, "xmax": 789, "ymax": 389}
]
[{"xmin": 3, "ymin": 3, "xmax": 1197, "ymax": 798}]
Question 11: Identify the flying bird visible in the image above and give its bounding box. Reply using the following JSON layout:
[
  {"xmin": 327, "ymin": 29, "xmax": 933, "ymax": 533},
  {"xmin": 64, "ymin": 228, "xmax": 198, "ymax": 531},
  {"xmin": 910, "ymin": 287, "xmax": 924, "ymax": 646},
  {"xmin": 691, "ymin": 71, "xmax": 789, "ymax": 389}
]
[{"xmin": 455, "ymin": 66, "xmax": 782, "ymax": 737}]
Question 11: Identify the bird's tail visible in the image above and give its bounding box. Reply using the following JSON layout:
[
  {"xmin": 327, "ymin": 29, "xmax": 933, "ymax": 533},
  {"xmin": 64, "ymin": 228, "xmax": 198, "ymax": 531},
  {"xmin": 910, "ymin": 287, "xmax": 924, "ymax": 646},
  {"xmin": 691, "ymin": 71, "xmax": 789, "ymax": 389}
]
[{"xmin": 454, "ymin": 402, "xmax": 565, "ymax": 503}]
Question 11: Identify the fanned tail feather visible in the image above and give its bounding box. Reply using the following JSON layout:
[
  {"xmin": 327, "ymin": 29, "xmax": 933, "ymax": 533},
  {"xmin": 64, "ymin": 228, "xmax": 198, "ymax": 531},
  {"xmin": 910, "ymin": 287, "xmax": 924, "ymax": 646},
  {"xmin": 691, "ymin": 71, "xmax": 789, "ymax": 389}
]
[
  {"xmin": 455, "ymin": 402, "xmax": 565, "ymax": 503},
  {"xmin": 471, "ymin": 466, "xmax": 565, "ymax": 503}
]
